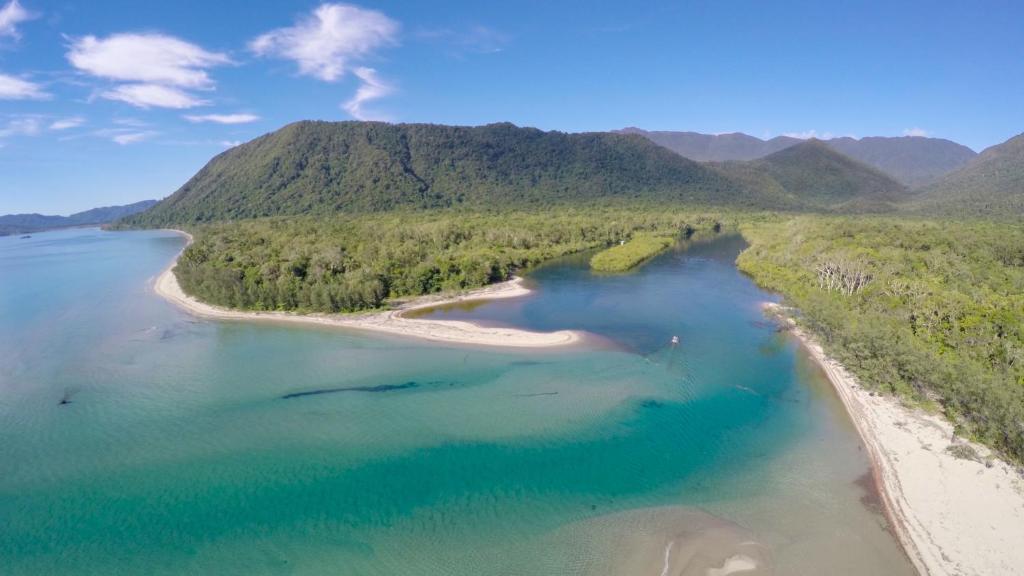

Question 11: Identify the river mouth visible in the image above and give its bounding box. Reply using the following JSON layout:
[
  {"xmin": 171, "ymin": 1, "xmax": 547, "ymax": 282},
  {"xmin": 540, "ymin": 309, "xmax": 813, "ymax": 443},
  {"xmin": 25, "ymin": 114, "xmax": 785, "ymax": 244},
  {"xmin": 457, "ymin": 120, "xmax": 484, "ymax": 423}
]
[
  {"xmin": 0, "ymin": 228, "xmax": 915, "ymax": 575},
  {"xmin": 410, "ymin": 234, "xmax": 756, "ymax": 355}
]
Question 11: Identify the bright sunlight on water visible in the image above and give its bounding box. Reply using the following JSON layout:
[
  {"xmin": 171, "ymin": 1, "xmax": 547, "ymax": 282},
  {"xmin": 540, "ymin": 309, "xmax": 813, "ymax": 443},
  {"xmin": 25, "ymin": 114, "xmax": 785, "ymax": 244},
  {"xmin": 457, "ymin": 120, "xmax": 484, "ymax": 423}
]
[{"xmin": 0, "ymin": 228, "xmax": 914, "ymax": 575}]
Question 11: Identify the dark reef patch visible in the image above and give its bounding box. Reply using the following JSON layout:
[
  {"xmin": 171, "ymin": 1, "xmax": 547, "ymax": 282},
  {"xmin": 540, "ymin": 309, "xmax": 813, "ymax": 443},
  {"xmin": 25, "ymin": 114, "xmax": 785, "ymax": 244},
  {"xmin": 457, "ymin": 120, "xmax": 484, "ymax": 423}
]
[{"xmin": 281, "ymin": 381, "xmax": 419, "ymax": 400}]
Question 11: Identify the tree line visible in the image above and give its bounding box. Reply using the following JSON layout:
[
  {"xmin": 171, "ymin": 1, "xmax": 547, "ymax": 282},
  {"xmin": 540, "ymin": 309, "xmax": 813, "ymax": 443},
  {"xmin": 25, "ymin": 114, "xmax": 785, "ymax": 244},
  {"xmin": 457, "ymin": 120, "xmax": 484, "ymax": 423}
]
[
  {"xmin": 175, "ymin": 207, "xmax": 727, "ymax": 313},
  {"xmin": 737, "ymin": 216, "xmax": 1024, "ymax": 463}
]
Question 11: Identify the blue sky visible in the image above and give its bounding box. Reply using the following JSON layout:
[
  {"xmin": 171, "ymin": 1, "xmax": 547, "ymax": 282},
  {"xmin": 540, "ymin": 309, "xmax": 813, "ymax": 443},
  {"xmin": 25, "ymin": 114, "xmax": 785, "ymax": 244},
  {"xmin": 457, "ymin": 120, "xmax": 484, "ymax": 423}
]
[{"xmin": 1, "ymin": 0, "xmax": 1022, "ymax": 214}]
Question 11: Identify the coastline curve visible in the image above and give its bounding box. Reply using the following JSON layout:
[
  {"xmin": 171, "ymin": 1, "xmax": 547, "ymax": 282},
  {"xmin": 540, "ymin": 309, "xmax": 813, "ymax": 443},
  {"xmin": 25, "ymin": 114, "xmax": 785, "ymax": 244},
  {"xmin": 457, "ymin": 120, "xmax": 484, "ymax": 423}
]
[{"xmin": 763, "ymin": 302, "xmax": 1024, "ymax": 576}]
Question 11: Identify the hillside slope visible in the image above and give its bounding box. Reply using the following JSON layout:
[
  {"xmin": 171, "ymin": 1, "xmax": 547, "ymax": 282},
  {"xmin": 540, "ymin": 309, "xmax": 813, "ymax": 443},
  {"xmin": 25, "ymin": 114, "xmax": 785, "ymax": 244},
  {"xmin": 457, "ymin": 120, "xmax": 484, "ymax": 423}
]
[
  {"xmin": 713, "ymin": 140, "xmax": 908, "ymax": 211},
  {"xmin": 827, "ymin": 136, "xmax": 976, "ymax": 188},
  {"xmin": 912, "ymin": 133, "xmax": 1024, "ymax": 216},
  {"xmin": 124, "ymin": 121, "xmax": 756, "ymax": 226}
]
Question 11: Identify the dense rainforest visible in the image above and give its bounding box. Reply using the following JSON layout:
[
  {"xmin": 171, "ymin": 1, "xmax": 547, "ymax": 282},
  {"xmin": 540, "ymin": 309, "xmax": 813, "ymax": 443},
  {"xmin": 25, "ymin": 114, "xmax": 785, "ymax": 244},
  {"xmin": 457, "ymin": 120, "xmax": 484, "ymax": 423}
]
[
  {"xmin": 174, "ymin": 207, "xmax": 728, "ymax": 313},
  {"xmin": 120, "ymin": 121, "xmax": 752, "ymax": 226},
  {"xmin": 590, "ymin": 234, "xmax": 676, "ymax": 272},
  {"xmin": 119, "ymin": 121, "xmax": 953, "ymax": 229},
  {"xmin": 737, "ymin": 217, "xmax": 1024, "ymax": 462}
]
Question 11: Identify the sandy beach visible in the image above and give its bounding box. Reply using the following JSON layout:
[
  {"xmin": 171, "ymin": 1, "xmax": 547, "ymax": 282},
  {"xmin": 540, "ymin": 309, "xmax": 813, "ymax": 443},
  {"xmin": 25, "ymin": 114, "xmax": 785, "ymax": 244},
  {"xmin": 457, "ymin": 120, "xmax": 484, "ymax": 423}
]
[
  {"xmin": 764, "ymin": 302, "xmax": 1024, "ymax": 576},
  {"xmin": 154, "ymin": 231, "xmax": 583, "ymax": 348}
]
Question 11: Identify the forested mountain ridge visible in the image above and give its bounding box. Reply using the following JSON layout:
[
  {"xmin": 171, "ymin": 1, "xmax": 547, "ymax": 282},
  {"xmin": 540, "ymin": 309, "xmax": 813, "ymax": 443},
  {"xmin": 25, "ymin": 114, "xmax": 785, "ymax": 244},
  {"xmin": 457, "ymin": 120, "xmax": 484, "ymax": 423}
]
[
  {"xmin": 614, "ymin": 128, "xmax": 800, "ymax": 162},
  {"xmin": 712, "ymin": 140, "xmax": 909, "ymax": 212},
  {"xmin": 619, "ymin": 127, "xmax": 976, "ymax": 187},
  {"xmin": 911, "ymin": 132, "xmax": 1024, "ymax": 216},
  {"xmin": 826, "ymin": 136, "xmax": 977, "ymax": 188},
  {"xmin": 122, "ymin": 121, "xmax": 760, "ymax": 227},
  {"xmin": 0, "ymin": 200, "xmax": 157, "ymax": 236}
]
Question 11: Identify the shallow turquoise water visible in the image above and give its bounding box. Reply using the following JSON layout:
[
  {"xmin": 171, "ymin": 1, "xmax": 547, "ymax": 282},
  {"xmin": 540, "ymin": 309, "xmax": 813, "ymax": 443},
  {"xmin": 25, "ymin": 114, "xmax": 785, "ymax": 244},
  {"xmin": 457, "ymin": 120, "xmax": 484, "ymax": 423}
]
[{"xmin": 0, "ymin": 228, "xmax": 914, "ymax": 575}]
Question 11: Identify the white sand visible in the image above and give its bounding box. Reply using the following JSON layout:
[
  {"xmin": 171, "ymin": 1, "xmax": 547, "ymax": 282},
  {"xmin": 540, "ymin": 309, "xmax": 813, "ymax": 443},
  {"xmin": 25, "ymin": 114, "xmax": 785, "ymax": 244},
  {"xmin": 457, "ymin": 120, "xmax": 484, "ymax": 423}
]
[
  {"xmin": 706, "ymin": 555, "xmax": 758, "ymax": 576},
  {"xmin": 765, "ymin": 302, "xmax": 1024, "ymax": 576},
  {"xmin": 153, "ymin": 231, "xmax": 582, "ymax": 348}
]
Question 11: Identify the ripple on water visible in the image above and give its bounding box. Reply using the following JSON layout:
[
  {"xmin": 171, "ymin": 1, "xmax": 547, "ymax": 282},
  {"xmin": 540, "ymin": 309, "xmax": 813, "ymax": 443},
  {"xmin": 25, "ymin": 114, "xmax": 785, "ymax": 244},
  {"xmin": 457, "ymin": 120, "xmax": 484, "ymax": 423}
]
[{"xmin": 0, "ymin": 230, "xmax": 917, "ymax": 576}]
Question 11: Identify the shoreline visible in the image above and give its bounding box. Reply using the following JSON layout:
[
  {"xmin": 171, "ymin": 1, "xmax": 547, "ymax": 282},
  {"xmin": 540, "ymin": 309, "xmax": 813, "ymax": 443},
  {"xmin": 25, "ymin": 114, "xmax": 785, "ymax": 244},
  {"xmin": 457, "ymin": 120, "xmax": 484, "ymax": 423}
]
[
  {"xmin": 764, "ymin": 302, "xmax": 1024, "ymax": 576},
  {"xmin": 154, "ymin": 230, "xmax": 584, "ymax": 349}
]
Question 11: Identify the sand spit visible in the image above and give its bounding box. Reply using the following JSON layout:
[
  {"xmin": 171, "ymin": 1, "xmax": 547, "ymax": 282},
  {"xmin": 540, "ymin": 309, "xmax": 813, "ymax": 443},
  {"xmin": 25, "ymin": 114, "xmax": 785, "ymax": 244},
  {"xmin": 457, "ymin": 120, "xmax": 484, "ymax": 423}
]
[
  {"xmin": 764, "ymin": 302, "xmax": 1024, "ymax": 576},
  {"xmin": 154, "ymin": 231, "xmax": 582, "ymax": 348}
]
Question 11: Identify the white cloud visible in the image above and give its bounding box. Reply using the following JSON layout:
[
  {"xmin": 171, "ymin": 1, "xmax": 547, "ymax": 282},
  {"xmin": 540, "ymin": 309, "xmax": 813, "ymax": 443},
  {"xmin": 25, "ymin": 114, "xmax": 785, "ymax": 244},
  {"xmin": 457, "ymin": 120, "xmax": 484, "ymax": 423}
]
[
  {"xmin": 0, "ymin": 0, "xmax": 34, "ymax": 40},
  {"xmin": 250, "ymin": 3, "xmax": 398, "ymax": 82},
  {"xmin": 342, "ymin": 66, "xmax": 393, "ymax": 120},
  {"xmin": 220, "ymin": 140, "xmax": 243, "ymax": 148},
  {"xmin": 93, "ymin": 127, "xmax": 157, "ymax": 145},
  {"xmin": 68, "ymin": 33, "xmax": 230, "ymax": 88},
  {"xmin": 0, "ymin": 116, "xmax": 40, "ymax": 138},
  {"xmin": 112, "ymin": 131, "xmax": 154, "ymax": 145},
  {"xmin": 903, "ymin": 127, "xmax": 929, "ymax": 137},
  {"xmin": 101, "ymin": 83, "xmax": 207, "ymax": 109},
  {"xmin": 417, "ymin": 25, "xmax": 508, "ymax": 55},
  {"xmin": 782, "ymin": 129, "xmax": 835, "ymax": 140},
  {"xmin": 49, "ymin": 116, "xmax": 85, "ymax": 130},
  {"xmin": 183, "ymin": 113, "xmax": 260, "ymax": 124},
  {"xmin": 67, "ymin": 33, "xmax": 229, "ymax": 109},
  {"xmin": 0, "ymin": 72, "xmax": 48, "ymax": 99}
]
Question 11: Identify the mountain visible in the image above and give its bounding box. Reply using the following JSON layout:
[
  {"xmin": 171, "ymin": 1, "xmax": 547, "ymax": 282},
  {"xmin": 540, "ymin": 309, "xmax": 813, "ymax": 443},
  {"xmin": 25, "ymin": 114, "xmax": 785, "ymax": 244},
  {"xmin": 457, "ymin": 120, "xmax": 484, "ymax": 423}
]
[
  {"xmin": 0, "ymin": 214, "xmax": 67, "ymax": 235},
  {"xmin": 713, "ymin": 140, "xmax": 908, "ymax": 211},
  {"xmin": 0, "ymin": 200, "xmax": 158, "ymax": 236},
  {"xmin": 825, "ymin": 136, "xmax": 977, "ymax": 188},
  {"xmin": 912, "ymin": 133, "xmax": 1024, "ymax": 216},
  {"xmin": 618, "ymin": 128, "xmax": 976, "ymax": 187},
  {"xmin": 614, "ymin": 128, "xmax": 799, "ymax": 161},
  {"xmin": 122, "ymin": 121, "xmax": 776, "ymax": 227}
]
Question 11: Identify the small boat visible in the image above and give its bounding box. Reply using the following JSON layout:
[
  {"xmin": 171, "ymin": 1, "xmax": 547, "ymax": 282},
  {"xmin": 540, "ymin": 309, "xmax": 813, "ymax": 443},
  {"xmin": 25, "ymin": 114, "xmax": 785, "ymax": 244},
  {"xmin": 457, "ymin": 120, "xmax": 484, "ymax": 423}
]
[
  {"xmin": 671, "ymin": 335, "xmax": 680, "ymax": 345},
  {"xmin": 20, "ymin": 235, "xmax": 32, "ymax": 239}
]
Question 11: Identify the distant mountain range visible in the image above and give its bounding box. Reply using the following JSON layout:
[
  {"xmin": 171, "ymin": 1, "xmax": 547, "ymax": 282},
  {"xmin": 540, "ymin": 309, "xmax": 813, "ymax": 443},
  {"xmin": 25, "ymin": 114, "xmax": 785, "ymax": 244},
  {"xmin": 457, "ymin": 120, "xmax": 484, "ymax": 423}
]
[
  {"xmin": 912, "ymin": 132, "xmax": 1024, "ymax": 216},
  {"xmin": 616, "ymin": 128, "xmax": 977, "ymax": 187},
  {"xmin": 0, "ymin": 200, "xmax": 158, "ymax": 236}
]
